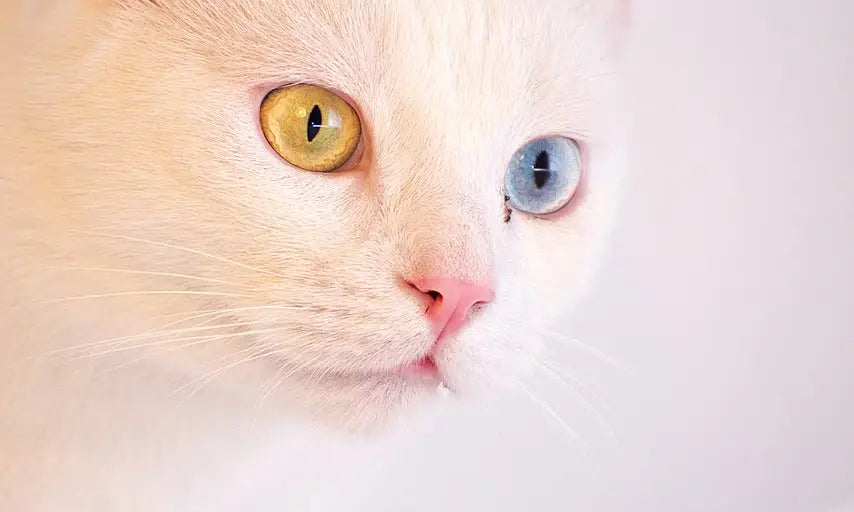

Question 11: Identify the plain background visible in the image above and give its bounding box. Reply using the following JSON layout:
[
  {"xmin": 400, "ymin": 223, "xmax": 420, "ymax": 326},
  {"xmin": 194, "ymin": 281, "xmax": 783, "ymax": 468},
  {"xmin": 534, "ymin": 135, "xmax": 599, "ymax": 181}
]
[{"xmin": 243, "ymin": 0, "xmax": 854, "ymax": 510}]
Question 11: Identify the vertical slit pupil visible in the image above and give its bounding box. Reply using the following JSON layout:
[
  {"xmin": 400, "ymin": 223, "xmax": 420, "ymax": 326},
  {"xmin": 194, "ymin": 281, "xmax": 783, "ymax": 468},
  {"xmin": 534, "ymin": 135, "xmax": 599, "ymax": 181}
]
[
  {"xmin": 307, "ymin": 105, "xmax": 322, "ymax": 142},
  {"xmin": 533, "ymin": 151, "xmax": 551, "ymax": 189}
]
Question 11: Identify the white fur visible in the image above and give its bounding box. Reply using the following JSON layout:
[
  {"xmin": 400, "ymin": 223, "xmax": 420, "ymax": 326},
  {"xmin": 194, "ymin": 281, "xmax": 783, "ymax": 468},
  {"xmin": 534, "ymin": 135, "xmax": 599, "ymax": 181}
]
[{"xmin": 0, "ymin": 1, "xmax": 627, "ymax": 509}]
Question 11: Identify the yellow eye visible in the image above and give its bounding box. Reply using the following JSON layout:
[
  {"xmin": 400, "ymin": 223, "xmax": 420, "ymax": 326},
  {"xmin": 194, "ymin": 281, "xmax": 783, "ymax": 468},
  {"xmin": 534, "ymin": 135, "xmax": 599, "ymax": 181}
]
[{"xmin": 259, "ymin": 84, "xmax": 362, "ymax": 172}]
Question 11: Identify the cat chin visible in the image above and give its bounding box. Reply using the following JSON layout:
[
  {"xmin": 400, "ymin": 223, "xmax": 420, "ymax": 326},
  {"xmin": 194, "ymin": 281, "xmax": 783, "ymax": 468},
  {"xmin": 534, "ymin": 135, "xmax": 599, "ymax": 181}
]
[
  {"xmin": 324, "ymin": 364, "xmax": 521, "ymax": 432},
  {"xmin": 273, "ymin": 372, "xmax": 443, "ymax": 433},
  {"xmin": 230, "ymin": 350, "xmax": 508, "ymax": 432}
]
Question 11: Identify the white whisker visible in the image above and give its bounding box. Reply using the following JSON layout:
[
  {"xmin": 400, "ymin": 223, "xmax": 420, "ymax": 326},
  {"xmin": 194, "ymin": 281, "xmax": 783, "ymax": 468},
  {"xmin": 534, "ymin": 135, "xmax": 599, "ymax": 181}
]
[
  {"xmin": 514, "ymin": 377, "xmax": 586, "ymax": 449},
  {"xmin": 59, "ymin": 322, "xmax": 257, "ymax": 357},
  {"xmin": 38, "ymin": 290, "xmax": 249, "ymax": 305},
  {"xmin": 41, "ymin": 309, "xmax": 253, "ymax": 359},
  {"xmin": 538, "ymin": 359, "xmax": 612, "ymax": 412},
  {"xmin": 257, "ymin": 352, "xmax": 326, "ymax": 407},
  {"xmin": 38, "ymin": 306, "xmax": 314, "ymax": 366},
  {"xmin": 533, "ymin": 358, "xmax": 620, "ymax": 446},
  {"xmin": 151, "ymin": 305, "xmax": 316, "ymax": 324},
  {"xmin": 545, "ymin": 330, "xmax": 624, "ymax": 370},
  {"xmin": 156, "ymin": 308, "xmax": 232, "ymax": 320},
  {"xmin": 78, "ymin": 326, "xmax": 287, "ymax": 359},
  {"xmin": 43, "ymin": 266, "xmax": 246, "ymax": 288},
  {"xmin": 173, "ymin": 346, "xmax": 275, "ymax": 398},
  {"xmin": 582, "ymin": 71, "xmax": 621, "ymax": 81},
  {"xmin": 75, "ymin": 230, "xmax": 283, "ymax": 278}
]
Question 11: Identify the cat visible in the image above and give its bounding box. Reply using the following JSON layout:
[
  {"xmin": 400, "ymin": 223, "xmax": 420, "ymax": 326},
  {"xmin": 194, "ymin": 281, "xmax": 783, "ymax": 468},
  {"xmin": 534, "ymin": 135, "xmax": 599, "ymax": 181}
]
[{"xmin": 0, "ymin": 0, "xmax": 628, "ymax": 509}]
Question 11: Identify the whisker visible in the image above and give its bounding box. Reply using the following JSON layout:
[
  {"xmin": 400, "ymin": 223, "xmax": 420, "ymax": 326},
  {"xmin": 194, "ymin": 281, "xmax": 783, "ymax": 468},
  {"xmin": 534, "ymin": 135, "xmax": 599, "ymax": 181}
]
[
  {"xmin": 257, "ymin": 365, "xmax": 287, "ymax": 407},
  {"xmin": 77, "ymin": 326, "xmax": 287, "ymax": 360},
  {"xmin": 582, "ymin": 70, "xmax": 621, "ymax": 81},
  {"xmin": 43, "ymin": 266, "xmax": 246, "ymax": 288},
  {"xmin": 110, "ymin": 313, "xmax": 278, "ymax": 371},
  {"xmin": 151, "ymin": 305, "xmax": 317, "ymax": 324},
  {"xmin": 155, "ymin": 308, "xmax": 232, "ymax": 320},
  {"xmin": 173, "ymin": 345, "xmax": 275, "ymax": 398},
  {"xmin": 56, "ymin": 321, "xmax": 257, "ymax": 358},
  {"xmin": 74, "ymin": 230, "xmax": 283, "ymax": 278},
  {"xmin": 514, "ymin": 376, "xmax": 586, "ymax": 449},
  {"xmin": 544, "ymin": 330, "xmax": 625, "ymax": 370},
  {"xmin": 301, "ymin": 358, "xmax": 337, "ymax": 390},
  {"xmin": 41, "ymin": 309, "xmax": 249, "ymax": 359},
  {"xmin": 257, "ymin": 352, "xmax": 326, "ymax": 407},
  {"xmin": 37, "ymin": 290, "xmax": 250, "ymax": 305},
  {"xmin": 144, "ymin": 309, "xmax": 247, "ymax": 333},
  {"xmin": 532, "ymin": 358, "xmax": 620, "ymax": 445},
  {"xmin": 38, "ymin": 305, "xmax": 316, "ymax": 365},
  {"xmin": 132, "ymin": 305, "xmax": 319, "ymax": 345},
  {"xmin": 538, "ymin": 359, "xmax": 612, "ymax": 412}
]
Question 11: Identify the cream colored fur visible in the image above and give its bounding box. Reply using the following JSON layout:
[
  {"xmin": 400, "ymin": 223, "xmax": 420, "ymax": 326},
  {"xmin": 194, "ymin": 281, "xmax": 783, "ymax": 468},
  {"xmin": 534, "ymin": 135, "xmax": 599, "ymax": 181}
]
[{"xmin": 0, "ymin": 1, "xmax": 627, "ymax": 509}]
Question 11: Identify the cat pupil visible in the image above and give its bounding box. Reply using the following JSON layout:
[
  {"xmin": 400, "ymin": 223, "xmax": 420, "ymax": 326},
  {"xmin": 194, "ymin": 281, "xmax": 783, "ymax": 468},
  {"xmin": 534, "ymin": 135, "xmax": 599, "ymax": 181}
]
[
  {"xmin": 307, "ymin": 105, "xmax": 322, "ymax": 142},
  {"xmin": 533, "ymin": 150, "xmax": 551, "ymax": 189}
]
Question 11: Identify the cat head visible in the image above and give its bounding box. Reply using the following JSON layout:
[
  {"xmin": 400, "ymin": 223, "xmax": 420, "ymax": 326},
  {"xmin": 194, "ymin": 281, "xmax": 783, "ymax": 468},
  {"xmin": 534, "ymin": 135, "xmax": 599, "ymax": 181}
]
[{"xmin": 3, "ymin": 0, "xmax": 628, "ymax": 430}]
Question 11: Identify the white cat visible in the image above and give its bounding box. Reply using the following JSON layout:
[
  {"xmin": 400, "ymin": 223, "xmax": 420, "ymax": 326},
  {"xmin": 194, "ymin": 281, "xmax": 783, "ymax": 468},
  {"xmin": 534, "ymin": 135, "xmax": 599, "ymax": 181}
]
[{"xmin": 0, "ymin": 1, "xmax": 628, "ymax": 509}]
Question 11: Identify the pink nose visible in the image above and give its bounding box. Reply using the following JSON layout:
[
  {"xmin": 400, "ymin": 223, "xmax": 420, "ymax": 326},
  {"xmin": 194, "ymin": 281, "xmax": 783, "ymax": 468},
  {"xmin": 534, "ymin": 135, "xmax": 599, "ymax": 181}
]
[{"xmin": 411, "ymin": 277, "xmax": 495, "ymax": 342}]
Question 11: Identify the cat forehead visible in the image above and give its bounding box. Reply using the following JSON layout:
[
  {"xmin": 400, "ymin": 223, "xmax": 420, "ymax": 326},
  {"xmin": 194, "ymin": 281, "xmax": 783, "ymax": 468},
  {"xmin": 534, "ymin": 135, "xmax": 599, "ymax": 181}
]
[
  {"xmin": 146, "ymin": 0, "xmax": 602, "ymax": 59},
  {"xmin": 131, "ymin": 0, "xmax": 613, "ymax": 134}
]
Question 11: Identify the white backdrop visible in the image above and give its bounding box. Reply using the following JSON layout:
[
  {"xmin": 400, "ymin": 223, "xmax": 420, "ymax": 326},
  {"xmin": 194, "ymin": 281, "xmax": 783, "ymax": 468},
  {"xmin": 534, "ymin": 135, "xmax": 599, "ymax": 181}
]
[{"xmin": 240, "ymin": 0, "xmax": 854, "ymax": 510}]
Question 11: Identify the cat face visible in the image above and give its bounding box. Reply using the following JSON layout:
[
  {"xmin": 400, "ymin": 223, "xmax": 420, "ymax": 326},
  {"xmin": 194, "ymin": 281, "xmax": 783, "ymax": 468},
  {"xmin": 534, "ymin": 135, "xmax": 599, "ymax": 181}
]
[{"xmin": 3, "ymin": 0, "xmax": 626, "ymax": 429}]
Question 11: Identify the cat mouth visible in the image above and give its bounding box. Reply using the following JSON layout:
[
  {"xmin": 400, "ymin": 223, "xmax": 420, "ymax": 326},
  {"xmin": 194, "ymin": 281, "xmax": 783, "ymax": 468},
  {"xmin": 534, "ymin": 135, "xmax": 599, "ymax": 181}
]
[
  {"xmin": 392, "ymin": 355, "xmax": 440, "ymax": 381},
  {"xmin": 351, "ymin": 354, "xmax": 440, "ymax": 385},
  {"xmin": 315, "ymin": 353, "xmax": 442, "ymax": 386}
]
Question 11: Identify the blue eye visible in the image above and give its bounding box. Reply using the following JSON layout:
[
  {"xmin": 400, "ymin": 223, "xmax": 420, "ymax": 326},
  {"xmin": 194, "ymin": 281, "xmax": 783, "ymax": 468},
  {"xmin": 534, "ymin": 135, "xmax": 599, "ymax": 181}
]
[{"xmin": 504, "ymin": 136, "xmax": 582, "ymax": 215}]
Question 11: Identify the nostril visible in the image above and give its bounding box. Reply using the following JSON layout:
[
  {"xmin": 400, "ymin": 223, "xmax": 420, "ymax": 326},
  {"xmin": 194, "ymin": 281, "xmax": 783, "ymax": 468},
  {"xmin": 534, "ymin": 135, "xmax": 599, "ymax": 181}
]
[
  {"xmin": 467, "ymin": 300, "xmax": 488, "ymax": 317},
  {"xmin": 404, "ymin": 279, "xmax": 441, "ymax": 311},
  {"xmin": 408, "ymin": 276, "xmax": 495, "ymax": 340}
]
